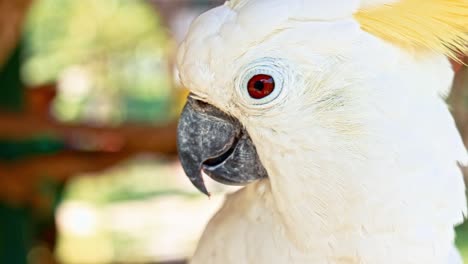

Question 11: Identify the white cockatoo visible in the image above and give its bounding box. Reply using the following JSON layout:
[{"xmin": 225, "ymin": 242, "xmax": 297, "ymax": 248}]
[{"xmin": 176, "ymin": 0, "xmax": 468, "ymax": 263}]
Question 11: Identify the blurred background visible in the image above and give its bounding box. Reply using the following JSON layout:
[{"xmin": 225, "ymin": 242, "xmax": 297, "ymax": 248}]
[{"xmin": 0, "ymin": 0, "xmax": 467, "ymax": 263}]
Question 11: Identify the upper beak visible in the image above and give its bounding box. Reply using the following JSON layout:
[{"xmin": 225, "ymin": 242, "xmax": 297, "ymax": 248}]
[{"xmin": 177, "ymin": 96, "xmax": 268, "ymax": 195}]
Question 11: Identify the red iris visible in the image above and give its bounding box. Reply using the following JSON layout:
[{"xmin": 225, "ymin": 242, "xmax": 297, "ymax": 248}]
[{"xmin": 247, "ymin": 74, "xmax": 275, "ymax": 99}]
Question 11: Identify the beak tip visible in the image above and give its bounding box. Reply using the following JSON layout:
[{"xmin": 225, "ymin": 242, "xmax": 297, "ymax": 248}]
[
  {"xmin": 197, "ymin": 183, "xmax": 211, "ymax": 197},
  {"xmin": 179, "ymin": 165, "xmax": 211, "ymax": 197},
  {"xmin": 190, "ymin": 175, "xmax": 211, "ymax": 197}
]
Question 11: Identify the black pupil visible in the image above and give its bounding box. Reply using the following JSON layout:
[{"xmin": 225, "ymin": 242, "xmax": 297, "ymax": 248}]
[{"xmin": 254, "ymin": 80, "xmax": 264, "ymax": 91}]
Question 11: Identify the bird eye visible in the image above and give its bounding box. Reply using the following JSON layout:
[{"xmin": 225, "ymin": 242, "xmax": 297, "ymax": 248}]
[
  {"xmin": 237, "ymin": 58, "xmax": 287, "ymax": 108},
  {"xmin": 247, "ymin": 74, "xmax": 275, "ymax": 99}
]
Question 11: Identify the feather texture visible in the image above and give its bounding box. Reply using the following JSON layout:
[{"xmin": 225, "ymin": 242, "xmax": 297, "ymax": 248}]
[
  {"xmin": 355, "ymin": 0, "xmax": 468, "ymax": 61},
  {"xmin": 177, "ymin": 1, "xmax": 468, "ymax": 263}
]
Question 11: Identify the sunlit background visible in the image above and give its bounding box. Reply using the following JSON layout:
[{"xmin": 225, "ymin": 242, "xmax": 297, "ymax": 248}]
[{"xmin": 0, "ymin": 0, "xmax": 468, "ymax": 263}]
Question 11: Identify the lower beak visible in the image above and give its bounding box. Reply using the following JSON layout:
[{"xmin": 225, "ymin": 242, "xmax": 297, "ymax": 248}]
[{"xmin": 177, "ymin": 96, "xmax": 268, "ymax": 195}]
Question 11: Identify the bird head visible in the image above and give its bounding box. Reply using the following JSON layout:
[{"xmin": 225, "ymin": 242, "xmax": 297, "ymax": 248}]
[{"xmin": 176, "ymin": 0, "xmax": 468, "ymax": 195}]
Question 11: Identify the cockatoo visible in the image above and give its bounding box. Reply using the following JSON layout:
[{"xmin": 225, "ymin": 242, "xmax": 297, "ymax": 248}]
[{"xmin": 176, "ymin": 0, "xmax": 468, "ymax": 263}]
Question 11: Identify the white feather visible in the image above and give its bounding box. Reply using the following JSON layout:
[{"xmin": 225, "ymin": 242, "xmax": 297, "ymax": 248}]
[{"xmin": 177, "ymin": 1, "xmax": 467, "ymax": 263}]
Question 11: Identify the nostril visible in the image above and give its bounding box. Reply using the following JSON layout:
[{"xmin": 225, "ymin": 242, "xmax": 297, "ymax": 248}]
[
  {"xmin": 187, "ymin": 95, "xmax": 210, "ymax": 110},
  {"xmin": 196, "ymin": 100, "xmax": 209, "ymax": 108}
]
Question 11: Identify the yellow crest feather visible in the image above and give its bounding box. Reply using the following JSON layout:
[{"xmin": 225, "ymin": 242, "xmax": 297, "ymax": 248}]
[{"xmin": 354, "ymin": 0, "xmax": 468, "ymax": 61}]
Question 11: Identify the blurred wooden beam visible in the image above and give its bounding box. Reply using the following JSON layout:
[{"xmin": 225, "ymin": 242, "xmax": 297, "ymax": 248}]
[
  {"xmin": 0, "ymin": 112, "xmax": 177, "ymax": 154},
  {"xmin": 0, "ymin": 150, "xmax": 146, "ymax": 204},
  {"xmin": 0, "ymin": 110, "xmax": 178, "ymax": 204},
  {"xmin": 0, "ymin": 0, "xmax": 33, "ymax": 67},
  {"xmin": 0, "ymin": 131, "xmax": 177, "ymax": 205}
]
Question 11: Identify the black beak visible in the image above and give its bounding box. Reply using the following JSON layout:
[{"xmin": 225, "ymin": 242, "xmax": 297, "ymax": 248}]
[{"xmin": 177, "ymin": 96, "xmax": 268, "ymax": 196}]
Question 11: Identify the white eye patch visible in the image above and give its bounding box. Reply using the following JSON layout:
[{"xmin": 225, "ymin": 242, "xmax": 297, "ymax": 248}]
[{"xmin": 236, "ymin": 57, "xmax": 288, "ymax": 108}]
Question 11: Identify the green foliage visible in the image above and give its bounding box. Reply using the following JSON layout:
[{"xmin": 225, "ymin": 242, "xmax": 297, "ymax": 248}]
[
  {"xmin": 0, "ymin": 204, "xmax": 32, "ymax": 264},
  {"xmin": 0, "ymin": 136, "xmax": 64, "ymax": 161},
  {"xmin": 456, "ymin": 222, "xmax": 468, "ymax": 262},
  {"xmin": 23, "ymin": 0, "xmax": 175, "ymax": 124},
  {"xmin": 0, "ymin": 43, "xmax": 24, "ymax": 111},
  {"xmin": 23, "ymin": 0, "xmax": 169, "ymax": 84}
]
